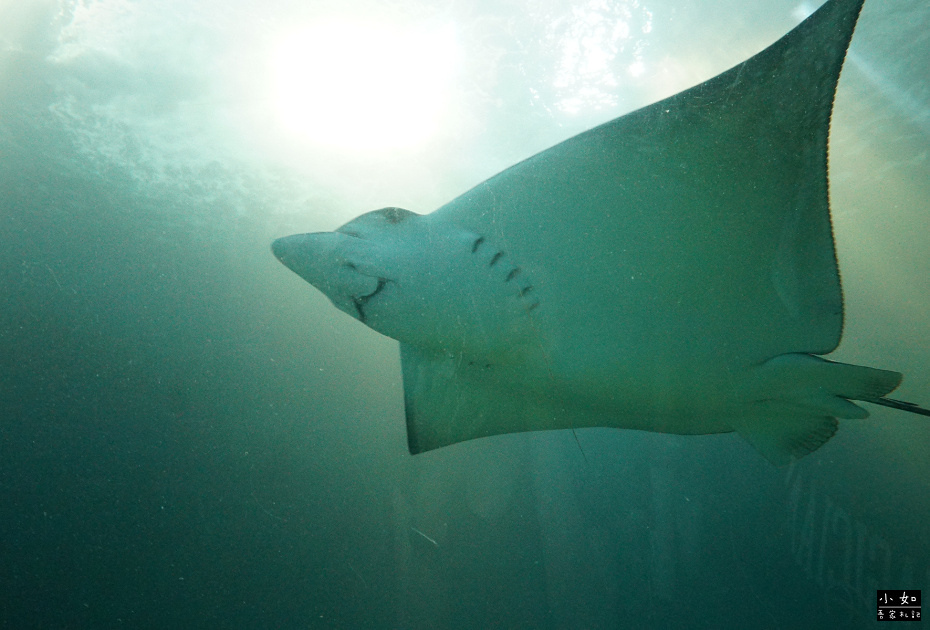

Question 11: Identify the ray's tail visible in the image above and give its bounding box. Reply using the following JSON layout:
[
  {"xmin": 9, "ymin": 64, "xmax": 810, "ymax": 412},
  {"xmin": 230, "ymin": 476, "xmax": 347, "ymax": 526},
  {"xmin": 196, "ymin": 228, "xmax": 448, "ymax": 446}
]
[{"xmin": 864, "ymin": 396, "xmax": 930, "ymax": 416}]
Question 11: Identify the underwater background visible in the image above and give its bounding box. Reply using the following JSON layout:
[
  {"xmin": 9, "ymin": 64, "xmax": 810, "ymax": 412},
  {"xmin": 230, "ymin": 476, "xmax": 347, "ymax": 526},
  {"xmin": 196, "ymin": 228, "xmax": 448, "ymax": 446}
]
[{"xmin": 1, "ymin": 0, "xmax": 927, "ymax": 627}]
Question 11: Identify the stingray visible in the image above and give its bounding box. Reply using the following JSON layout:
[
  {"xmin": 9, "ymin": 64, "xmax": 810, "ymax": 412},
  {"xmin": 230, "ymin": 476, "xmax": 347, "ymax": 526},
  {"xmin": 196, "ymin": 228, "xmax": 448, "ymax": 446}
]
[{"xmin": 272, "ymin": 0, "xmax": 928, "ymax": 465}]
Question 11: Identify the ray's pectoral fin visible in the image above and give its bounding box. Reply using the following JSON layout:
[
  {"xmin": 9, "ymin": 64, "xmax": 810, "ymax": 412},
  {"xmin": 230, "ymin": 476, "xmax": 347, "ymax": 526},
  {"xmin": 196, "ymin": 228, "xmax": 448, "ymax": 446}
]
[
  {"xmin": 732, "ymin": 354, "xmax": 904, "ymax": 466},
  {"xmin": 401, "ymin": 344, "xmax": 515, "ymax": 454},
  {"xmin": 401, "ymin": 344, "xmax": 556, "ymax": 454},
  {"xmin": 401, "ymin": 344, "xmax": 496, "ymax": 454}
]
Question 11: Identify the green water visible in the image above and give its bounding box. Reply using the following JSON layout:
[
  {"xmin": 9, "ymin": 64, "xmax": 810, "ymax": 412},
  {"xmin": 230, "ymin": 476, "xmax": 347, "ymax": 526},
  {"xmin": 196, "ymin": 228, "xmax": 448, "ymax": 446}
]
[{"xmin": 1, "ymin": 1, "xmax": 927, "ymax": 627}]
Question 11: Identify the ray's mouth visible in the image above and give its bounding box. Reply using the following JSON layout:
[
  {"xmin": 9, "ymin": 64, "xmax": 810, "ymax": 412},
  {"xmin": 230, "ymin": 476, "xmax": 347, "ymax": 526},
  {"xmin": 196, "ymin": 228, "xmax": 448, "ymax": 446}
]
[{"xmin": 352, "ymin": 277, "xmax": 389, "ymax": 323}]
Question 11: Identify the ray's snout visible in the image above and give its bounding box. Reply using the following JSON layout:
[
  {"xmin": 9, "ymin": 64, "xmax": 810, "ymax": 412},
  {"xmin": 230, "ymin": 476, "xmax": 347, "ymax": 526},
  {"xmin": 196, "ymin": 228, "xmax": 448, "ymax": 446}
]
[
  {"xmin": 271, "ymin": 232, "xmax": 343, "ymax": 289},
  {"xmin": 271, "ymin": 231, "xmax": 381, "ymax": 321},
  {"xmin": 272, "ymin": 233, "xmax": 314, "ymax": 268},
  {"xmin": 270, "ymin": 234, "xmax": 292, "ymax": 262},
  {"xmin": 271, "ymin": 232, "xmax": 337, "ymax": 282}
]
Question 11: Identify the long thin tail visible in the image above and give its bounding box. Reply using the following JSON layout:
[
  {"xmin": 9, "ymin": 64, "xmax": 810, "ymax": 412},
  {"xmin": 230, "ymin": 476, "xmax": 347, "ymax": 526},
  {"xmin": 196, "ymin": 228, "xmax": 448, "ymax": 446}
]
[{"xmin": 864, "ymin": 397, "xmax": 930, "ymax": 417}]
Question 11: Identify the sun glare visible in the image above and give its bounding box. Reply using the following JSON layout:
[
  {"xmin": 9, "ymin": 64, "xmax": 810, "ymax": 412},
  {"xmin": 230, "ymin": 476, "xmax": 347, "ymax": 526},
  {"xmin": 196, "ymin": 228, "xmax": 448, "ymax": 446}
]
[{"xmin": 272, "ymin": 20, "xmax": 459, "ymax": 151}]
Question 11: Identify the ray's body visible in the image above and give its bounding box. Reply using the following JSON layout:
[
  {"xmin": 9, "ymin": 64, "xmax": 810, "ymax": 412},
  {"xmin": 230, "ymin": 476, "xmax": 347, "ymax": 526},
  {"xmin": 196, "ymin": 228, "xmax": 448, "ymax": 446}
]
[{"xmin": 272, "ymin": 0, "xmax": 928, "ymax": 465}]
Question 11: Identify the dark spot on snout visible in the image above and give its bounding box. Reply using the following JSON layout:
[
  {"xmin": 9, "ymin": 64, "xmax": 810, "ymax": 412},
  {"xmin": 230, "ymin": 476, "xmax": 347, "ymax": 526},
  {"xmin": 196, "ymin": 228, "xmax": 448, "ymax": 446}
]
[{"xmin": 377, "ymin": 207, "xmax": 417, "ymax": 224}]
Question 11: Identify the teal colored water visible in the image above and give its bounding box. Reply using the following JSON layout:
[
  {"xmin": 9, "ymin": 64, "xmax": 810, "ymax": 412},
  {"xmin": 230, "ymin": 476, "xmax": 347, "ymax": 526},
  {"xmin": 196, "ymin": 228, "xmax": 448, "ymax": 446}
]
[{"xmin": 1, "ymin": 1, "xmax": 927, "ymax": 628}]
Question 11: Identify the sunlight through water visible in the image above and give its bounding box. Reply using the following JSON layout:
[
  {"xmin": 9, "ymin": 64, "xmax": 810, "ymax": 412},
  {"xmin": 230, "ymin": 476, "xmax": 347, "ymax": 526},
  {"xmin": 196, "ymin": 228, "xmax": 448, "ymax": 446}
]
[{"xmin": 272, "ymin": 20, "xmax": 459, "ymax": 151}]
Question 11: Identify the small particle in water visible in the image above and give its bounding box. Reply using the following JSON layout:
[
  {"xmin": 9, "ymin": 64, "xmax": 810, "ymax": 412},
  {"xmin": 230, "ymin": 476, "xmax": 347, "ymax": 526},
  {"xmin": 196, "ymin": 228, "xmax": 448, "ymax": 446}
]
[{"xmin": 411, "ymin": 526, "xmax": 438, "ymax": 547}]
